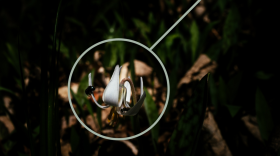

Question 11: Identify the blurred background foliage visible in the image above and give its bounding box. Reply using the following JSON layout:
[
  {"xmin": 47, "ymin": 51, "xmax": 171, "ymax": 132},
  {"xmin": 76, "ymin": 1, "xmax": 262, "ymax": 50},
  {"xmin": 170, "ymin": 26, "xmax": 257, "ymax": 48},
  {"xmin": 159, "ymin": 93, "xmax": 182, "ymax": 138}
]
[{"xmin": 0, "ymin": 0, "xmax": 279, "ymax": 156}]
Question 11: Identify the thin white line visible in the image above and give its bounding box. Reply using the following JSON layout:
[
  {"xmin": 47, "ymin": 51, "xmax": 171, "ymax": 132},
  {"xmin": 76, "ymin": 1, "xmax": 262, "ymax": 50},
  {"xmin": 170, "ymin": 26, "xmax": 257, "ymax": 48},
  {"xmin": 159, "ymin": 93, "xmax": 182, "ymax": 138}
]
[{"xmin": 149, "ymin": 0, "xmax": 201, "ymax": 50}]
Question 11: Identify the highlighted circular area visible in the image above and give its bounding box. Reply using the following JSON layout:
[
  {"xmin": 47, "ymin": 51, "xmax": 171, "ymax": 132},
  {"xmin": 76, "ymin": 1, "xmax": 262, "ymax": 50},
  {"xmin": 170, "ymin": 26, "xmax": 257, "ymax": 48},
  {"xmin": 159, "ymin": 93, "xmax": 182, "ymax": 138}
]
[{"xmin": 68, "ymin": 38, "xmax": 170, "ymax": 140}]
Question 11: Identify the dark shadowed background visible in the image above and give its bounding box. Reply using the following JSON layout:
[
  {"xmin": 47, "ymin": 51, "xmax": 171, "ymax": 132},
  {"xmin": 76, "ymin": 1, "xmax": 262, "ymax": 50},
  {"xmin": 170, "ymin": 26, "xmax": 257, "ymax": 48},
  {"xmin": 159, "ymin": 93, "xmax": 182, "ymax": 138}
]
[{"xmin": 0, "ymin": 0, "xmax": 279, "ymax": 156}]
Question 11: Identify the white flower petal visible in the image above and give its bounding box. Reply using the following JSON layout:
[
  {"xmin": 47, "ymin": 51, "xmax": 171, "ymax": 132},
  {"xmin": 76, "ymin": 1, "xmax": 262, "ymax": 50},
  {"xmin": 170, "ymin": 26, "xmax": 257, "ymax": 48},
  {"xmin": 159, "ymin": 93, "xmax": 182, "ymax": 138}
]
[
  {"xmin": 102, "ymin": 65, "xmax": 120, "ymax": 107},
  {"xmin": 117, "ymin": 77, "xmax": 146, "ymax": 116},
  {"xmin": 124, "ymin": 76, "xmax": 131, "ymax": 103},
  {"xmin": 88, "ymin": 73, "xmax": 92, "ymax": 86},
  {"xmin": 117, "ymin": 92, "xmax": 146, "ymax": 116},
  {"xmin": 140, "ymin": 77, "xmax": 143, "ymax": 96}
]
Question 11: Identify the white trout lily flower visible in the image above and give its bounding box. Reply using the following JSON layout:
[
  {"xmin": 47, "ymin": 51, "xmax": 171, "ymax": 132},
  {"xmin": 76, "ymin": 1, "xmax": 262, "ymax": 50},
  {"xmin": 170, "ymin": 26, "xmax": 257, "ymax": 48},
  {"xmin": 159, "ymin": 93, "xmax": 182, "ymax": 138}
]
[{"xmin": 85, "ymin": 65, "xmax": 146, "ymax": 118}]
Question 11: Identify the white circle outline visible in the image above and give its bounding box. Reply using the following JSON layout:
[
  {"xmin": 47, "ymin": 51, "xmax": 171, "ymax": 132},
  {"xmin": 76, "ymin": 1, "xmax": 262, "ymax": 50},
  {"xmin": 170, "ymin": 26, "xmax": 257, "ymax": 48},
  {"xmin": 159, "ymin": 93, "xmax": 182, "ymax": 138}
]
[{"xmin": 68, "ymin": 38, "xmax": 170, "ymax": 140}]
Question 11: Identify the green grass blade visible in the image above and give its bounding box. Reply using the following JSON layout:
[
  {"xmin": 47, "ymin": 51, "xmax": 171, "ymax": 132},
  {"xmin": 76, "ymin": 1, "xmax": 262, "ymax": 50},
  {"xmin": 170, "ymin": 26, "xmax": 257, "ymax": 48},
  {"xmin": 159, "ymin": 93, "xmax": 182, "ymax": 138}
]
[
  {"xmin": 144, "ymin": 88, "xmax": 159, "ymax": 153},
  {"xmin": 190, "ymin": 20, "xmax": 199, "ymax": 63},
  {"xmin": 167, "ymin": 73, "xmax": 209, "ymax": 156},
  {"xmin": 70, "ymin": 88, "xmax": 86, "ymax": 123},
  {"xmin": 222, "ymin": 2, "xmax": 240, "ymax": 54},
  {"xmin": 0, "ymin": 86, "xmax": 14, "ymax": 94}
]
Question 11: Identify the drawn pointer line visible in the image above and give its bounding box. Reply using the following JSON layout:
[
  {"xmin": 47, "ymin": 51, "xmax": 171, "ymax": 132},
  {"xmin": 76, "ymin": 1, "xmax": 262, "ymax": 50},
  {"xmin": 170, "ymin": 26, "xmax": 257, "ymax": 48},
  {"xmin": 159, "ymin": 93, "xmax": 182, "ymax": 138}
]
[{"xmin": 149, "ymin": 0, "xmax": 201, "ymax": 50}]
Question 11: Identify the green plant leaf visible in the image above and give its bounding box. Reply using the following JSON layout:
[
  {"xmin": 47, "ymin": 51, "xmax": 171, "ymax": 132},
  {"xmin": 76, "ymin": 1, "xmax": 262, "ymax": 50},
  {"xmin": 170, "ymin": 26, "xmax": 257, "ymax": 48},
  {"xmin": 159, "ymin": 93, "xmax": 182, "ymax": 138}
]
[
  {"xmin": 165, "ymin": 33, "xmax": 181, "ymax": 51},
  {"xmin": 225, "ymin": 105, "xmax": 241, "ymax": 117},
  {"xmin": 32, "ymin": 126, "xmax": 40, "ymax": 138},
  {"xmin": 255, "ymin": 88, "xmax": 274, "ymax": 142},
  {"xmin": 114, "ymin": 11, "xmax": 126, "ymax": 28},
  {"xmin": 103, "ymin": 43, "xmax": 118, "ymax": 68},
  {"xmin": 223, "ymin": 3, "xmax": 240, "ymax": 54},
  {"xmin": 0, "ymin": 86, "xmax": 14, "ymax": 94},
  {"xmin": 218, "ymin": 0, "xmax": 227, "ymax": 12},
  {"xmin": 144, "ymin": 88, "xmax": 159, "ymax": 152},
  {"xmin": 92, "ymin": 1, "xmax": 119, "ymax": 27},
  {"xmin": 132, "ymin": 18, "xmax": 150, "ymax": 34},
  {"xmin": 199, "ymin": 21, "xmax": 219, "ymax": 52},
  {"xmin": 70, "ymin": 88, "xmax": 86, "ymax": 122},
  {"xmin": 205, "ymin": 39, "xmax": 223, "ymax": 61},
  {"xmin": 132, "ymin": 18, "xmax": 151, "ymax": 46},
  {"xmin": 255, "ymin": 71, "xmax": 274, "ymax": 80},
  {"xmin": 190, "ymin": 20, "xmax": 199, "ymax": 63},
  {"xmin": 167, "ymin": 73, "xmax": 209, "ymax": 156}
]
